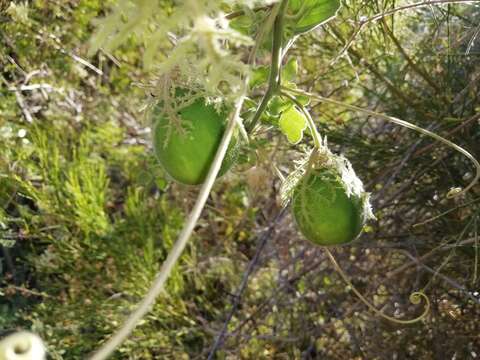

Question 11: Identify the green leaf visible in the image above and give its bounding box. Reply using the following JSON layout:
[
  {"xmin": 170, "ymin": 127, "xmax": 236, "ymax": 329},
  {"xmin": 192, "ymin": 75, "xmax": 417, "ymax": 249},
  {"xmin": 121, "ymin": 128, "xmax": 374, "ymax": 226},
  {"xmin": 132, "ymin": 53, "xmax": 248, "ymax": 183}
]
[
  {"xmin": 250, "ymin": 58, "xmax": 298, "ymax": 90},
  {"xmin": 243, "ymin": 97, "xmax": 257, "ymax": 110},
  {"xmin": 229, "ymin": 14, "xmax": 254, "ymax": 36},
  {"xmin": 268, "ymin": 96, "xmax": 293, "ymax": 116},
  {"xmin": 282, "ymin": 58, "xmax": 298, "ymax": 82},
  {"xmin": 296, "ymin": 94, "xmax": 311, "ymax": 106},
  {"xmin": 287, "ymin": 0, "xmax": 341, "ymax": 35},
  {"xmin": 260, "ymin": 112, "xmax": 278, "ymax": 126},
  {"xmin": 279, "ymin": 107, "xmax": 308, "ymax": 144},
  {"xmin": 250, "ymin": 66, "xmax": 269, "ymax": 89}
]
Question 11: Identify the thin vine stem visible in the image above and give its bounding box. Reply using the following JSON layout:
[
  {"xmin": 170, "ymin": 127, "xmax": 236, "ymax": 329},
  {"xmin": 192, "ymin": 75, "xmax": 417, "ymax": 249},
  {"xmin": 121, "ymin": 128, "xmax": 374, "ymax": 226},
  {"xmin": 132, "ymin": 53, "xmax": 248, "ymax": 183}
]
[
  {"xmin": 282, "ymin": 86, "xmax": 480, "ymax": 199},
  {"xmin": 89, "ymin": 92, "xmax": 247, "ymax": 360},
  {"xmin": 324, "ymin": 248, "xmax": 430, "ymax": 324}
]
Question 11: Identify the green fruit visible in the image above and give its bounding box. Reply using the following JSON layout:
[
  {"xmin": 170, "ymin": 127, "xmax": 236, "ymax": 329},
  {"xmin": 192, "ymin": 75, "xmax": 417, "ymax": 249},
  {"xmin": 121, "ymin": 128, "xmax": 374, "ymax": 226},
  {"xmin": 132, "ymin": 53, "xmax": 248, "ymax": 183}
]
[
  {"xmin": 153, "ymin": 98, "xmax": 238, "ymax": 185},
  {"xmin": 292, "ymin": 168, "xmax": 366, "ymax": 246}
]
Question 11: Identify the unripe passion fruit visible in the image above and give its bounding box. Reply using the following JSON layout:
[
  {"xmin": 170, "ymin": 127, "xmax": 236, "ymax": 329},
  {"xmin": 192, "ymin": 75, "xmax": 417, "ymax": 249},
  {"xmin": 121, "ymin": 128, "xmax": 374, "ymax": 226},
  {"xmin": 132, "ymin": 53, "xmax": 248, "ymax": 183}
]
[
  {"xmin": 289, "ymin": 150, "xmax": 373, "ymax": 246},
  {"xmin": 153, "ymin": 98, "xmax": 238, "ymax": 185},
  {"xmin": 292, "ymin": 169, "xmax": 364, "ymax": 245}
]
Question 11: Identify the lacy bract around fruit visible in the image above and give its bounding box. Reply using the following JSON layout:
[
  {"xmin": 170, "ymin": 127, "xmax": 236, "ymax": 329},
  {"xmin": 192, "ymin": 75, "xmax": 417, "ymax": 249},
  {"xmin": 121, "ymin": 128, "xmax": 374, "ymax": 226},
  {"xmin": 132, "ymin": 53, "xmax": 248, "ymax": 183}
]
[{"xmin": 284, "ymin": 147, "xmax": 374, "ymax": 246}]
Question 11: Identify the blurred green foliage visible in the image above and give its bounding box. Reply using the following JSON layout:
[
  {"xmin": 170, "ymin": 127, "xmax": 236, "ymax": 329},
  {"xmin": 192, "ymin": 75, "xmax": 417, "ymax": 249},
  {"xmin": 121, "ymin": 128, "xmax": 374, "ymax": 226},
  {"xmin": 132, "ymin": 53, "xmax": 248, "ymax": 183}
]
[
  {"xmin": 1, "ymin": 1, "xmax": 480, "ymax": 359},
  {"xmin": 0, "ymin": 1, "xmax": 245, "ymax": 358}
]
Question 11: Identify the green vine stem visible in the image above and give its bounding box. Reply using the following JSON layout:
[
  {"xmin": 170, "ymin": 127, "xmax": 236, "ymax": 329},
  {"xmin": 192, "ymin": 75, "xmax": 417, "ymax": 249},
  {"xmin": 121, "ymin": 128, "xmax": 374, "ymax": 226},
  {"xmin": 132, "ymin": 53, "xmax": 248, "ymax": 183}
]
[
  {"xmin": 245, "ymin": 0, "xmax": 289, "ymax": 133},
  {"xmin": 324, "ymin": 248, "xmax": 430, "ymax": 324},
  {"xmin": 281, "ymin": 89, "xmax": 430, "ymax": 324},
  {"xmin": 282, "ymin": 86, "xmax": 480, "ymax": 199},
  {"xmin": 89, "ymin": 93, "xmax": 247, "ymax": 360},
  {"xmin": 247, "ymin": 3, "xmax": 280, "ymax": 65}
]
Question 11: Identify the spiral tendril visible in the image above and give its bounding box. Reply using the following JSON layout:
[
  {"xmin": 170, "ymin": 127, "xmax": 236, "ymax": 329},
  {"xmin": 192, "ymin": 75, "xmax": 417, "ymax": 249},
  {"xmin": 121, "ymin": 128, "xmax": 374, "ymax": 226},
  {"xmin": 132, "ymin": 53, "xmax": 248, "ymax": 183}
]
[{"xmin": 325, "ymin": 249, "xmax": 430, "ymax": 324}]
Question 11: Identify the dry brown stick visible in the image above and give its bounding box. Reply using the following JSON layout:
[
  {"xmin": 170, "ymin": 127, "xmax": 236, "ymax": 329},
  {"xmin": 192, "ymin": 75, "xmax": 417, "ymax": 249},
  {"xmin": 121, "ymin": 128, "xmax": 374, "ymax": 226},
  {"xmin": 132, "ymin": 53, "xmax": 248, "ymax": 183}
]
[
  {"xmin": 400, "ymin": 250, "xmax": 480, "ymax": 303},
  {"xmin": 207, "ymin": 207, "xmax": 288, "ymax": 359},
  {"xmin": 386, "ymin": 240, "xmax": 458, "ymax": 279},
  {"xmin": 327, "ymin": 26, "xmax": 431, "ymax": 118},
  {"xmin": 4, "ymin": 285, "xmax": 52, "ymax": 299},
  {"xmin": 367, "ymin": 112, "xmax": 480, "ymax": 193},
  {"xmin": 13, "ymin": 90, "xmax": 33, "ymax": 123},
  {"xmin": 331, "ymin": 0, "xmax": 480, "ymax": 65},
  {"xmin": 381, "ymin": 18, "xmax": 441, "ymax": 93},
  {"xmin": 408, "ymin": 113, "xmax": 480, "ymax": 159}
]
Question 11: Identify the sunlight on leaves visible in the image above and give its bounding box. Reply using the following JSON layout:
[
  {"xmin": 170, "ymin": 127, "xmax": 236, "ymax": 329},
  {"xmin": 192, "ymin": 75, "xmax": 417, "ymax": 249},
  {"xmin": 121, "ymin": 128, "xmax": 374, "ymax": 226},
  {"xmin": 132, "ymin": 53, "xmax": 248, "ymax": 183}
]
[
  {"xmin": 287, "ymin": 0, "xmax": 341, "ymax": 34},
  {"xmin": 279, "ymin": 106, "xmax": 307, "ymax": 144}
]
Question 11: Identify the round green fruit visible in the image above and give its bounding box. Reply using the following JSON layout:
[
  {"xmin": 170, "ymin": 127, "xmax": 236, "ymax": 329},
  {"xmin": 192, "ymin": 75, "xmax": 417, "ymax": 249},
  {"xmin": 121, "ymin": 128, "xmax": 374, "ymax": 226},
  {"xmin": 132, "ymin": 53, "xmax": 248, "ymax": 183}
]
[
  {"xmin": 292, "ymin": 168, "xmax": 366, "ymax": 246},
  {"xmin": 153, "ymin": 98, "xmax": 238, "ymax": 185}
]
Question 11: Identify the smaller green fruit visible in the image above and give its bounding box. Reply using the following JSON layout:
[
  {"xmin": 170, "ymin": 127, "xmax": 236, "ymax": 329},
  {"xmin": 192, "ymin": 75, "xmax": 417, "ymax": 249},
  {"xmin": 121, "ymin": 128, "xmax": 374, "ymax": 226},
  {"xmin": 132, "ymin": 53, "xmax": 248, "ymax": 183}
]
[
  {"xmin": 289, "ymin": 150, "xmax": 373, "ymax": 246},
  {"xmin": 292, "ymin": 169, "xmax": 365, "ymax": 246}
]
